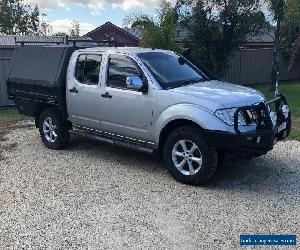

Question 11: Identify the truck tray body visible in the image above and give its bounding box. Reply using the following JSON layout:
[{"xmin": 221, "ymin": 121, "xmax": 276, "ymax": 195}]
[{"xmin": 7, "ymin": 46, "xmax": 76, "ymax": 116}]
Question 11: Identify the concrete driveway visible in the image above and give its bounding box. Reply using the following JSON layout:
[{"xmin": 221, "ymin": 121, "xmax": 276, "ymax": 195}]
[{"xmin": 0, "ymin": 122, "xmax": 299, "ymax": 249}]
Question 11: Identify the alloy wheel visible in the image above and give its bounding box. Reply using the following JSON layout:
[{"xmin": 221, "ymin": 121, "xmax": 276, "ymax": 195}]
[
  {"xmin": 172, "ymin": 139, "xmax": 203, "ymax": 176},
  {"xmin": 43, "ymin": 117, "xmax": 58, "ymax": 143}
]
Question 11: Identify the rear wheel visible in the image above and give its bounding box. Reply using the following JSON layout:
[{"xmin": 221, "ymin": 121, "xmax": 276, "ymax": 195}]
[
  {"xmin": 163, "ymin": 126, "xmax": 218, "ymax": 186},
  {"xmin": 38, "ymin": 109, "xmax": 70, "ymax": 150}
]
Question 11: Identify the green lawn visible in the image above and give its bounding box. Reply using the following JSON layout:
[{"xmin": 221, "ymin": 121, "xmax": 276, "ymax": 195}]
[
  {"xmin": 247, "ymin": 81, "xmax": 300, "ymax": 141},
  {"xmin": 0, "ymin": 107, "xmax": 28, "ymax": 126}
]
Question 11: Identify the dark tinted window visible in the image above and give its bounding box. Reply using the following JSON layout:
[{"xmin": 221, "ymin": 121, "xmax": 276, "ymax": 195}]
[
  {"xmin": 75, "ymin": 54, "xmax": 102, "ymax": 85},
  {"xmin": 138, "ymin": 52, "xmax": 204, "ymax": 89},
  {"xmin": 107, "ymin": 55, "xmax": 142, "ymax": 89}
]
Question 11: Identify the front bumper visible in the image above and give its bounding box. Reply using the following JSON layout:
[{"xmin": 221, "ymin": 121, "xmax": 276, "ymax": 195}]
[{"xmin": 204, "ymin": 94, "xmax": 291, "ymax": 156}]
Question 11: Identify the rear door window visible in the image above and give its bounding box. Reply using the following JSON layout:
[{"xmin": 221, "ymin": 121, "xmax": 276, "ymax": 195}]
[{"xmin": 75, "ymin": 54, "xmax": 102, "ymax": 85}]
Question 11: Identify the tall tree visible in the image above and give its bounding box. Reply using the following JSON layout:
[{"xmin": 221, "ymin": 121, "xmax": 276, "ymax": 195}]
[
  {"xmin": 30, "ymin": 4, "xmax": 40, "ymax": 34},
  {"xmin": 284, "ymin": 0, "xmax": 300, "ymax": 70},
  {"xmin": 69, "ymin": 20, "xmax": 80, "ymax": 37},
  {"xmin": 289, "ymin": 36, "xmax": 300, "ymax": 70},
  {"xmin": 124, "ymin": 1, "xmax": 182, "ymax": 52},
  {"xmin": 39, "ymin": 13, "xmax": 52, "ymax": 36},
  {"xmin": 267, "ymin": 0, "xmax": 300, "ymax": 90},
  {"xmin": 179, "ymin": 0, "xmax": 266, "ymax": 76},
  {"xmin": 268, "ymin": 0, "xmax": 286, "ymax": 91},
  {"xmin": 0, "ymin": 0, "xmax": 42, "ymax": 35}
]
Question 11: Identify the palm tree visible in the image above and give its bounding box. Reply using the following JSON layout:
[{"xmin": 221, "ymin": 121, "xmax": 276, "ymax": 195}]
[{"xmin": 124, "ymin": 1, "xmax": 181, "ymax": 52}]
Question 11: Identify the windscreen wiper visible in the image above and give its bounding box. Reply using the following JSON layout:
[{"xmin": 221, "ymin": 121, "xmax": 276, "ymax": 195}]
[
  {"xmin": 182, "ymin": 79, "xmax": 203, "ymax": 85},
  {"xmin": 164, "ymin": 79, "xmax": 203, "ymax": 90}
]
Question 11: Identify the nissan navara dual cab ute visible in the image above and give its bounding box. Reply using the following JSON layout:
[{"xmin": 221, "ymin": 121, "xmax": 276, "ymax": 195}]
[{"xmin": 8, "ymin": 47, "xmax": 291, "ymax": 186}]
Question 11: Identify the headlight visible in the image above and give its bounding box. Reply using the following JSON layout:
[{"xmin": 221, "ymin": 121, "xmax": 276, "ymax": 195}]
[{"xmin": 215, "ymin": 108, "xmax": 247, "ymax": 126}]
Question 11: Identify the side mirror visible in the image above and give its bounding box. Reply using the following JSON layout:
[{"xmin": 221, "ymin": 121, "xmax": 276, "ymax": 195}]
[
  {"xmin": 178, "ymin": 56, "xmax": 186, "ymax": 65},
  {"xmin": 126, "ymin": 76, "xmax": 144, "ymax": 91}
]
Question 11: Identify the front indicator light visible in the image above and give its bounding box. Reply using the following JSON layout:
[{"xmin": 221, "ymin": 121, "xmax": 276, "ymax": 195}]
[{"xmin": 256, "ymin": 136, "xmax": 262, "ymax": 144}]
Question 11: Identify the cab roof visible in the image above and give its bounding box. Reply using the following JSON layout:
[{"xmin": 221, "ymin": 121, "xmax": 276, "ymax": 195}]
[{"xmin": 76, "ymin": 47, "xmax": 172, "ymax": 55}]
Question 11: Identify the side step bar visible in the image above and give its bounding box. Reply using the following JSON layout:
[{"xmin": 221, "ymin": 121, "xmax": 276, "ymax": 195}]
[{"xmin": 70, "ymin": 129, "xmax": 156, "ymax": 155}]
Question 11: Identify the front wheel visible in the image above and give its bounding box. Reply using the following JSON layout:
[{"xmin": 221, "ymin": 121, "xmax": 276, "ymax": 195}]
[
  {"xmin": 38, "ymin": 108, "xmax": 70, "ymax": 150},
  {"xmin": 163, "ymin": 126, "xmax": 218, "ymax": 186}
]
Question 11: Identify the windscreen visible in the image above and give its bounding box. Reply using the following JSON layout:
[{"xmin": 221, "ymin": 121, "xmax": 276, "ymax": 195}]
[{"xmin": 138, "ymin": 52, "xmax": 206, "ymax": 89}]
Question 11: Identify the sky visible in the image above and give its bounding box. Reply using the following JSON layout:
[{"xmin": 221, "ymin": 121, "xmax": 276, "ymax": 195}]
[{"xmin": 25, "ymin": 0, "xmax": 176, "ymax": 35}]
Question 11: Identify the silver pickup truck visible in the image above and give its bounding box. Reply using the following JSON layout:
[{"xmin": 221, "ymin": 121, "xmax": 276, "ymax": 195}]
[{"xmin": 7, "ymin": 45, "xmax": 291, "ymax": 185}]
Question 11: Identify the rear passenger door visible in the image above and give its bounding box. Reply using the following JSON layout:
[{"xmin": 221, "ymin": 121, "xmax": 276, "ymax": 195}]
[
  {"xmin": 99, "ymin": 54, "xmax": 153, "ymax": 141},
  {"xmin": 67, "ymin": 53, "xmax": 103, "ymax": 130}
]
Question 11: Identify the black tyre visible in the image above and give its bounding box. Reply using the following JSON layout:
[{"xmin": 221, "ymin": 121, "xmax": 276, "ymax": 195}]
[
  {"xmin": 38, "ymin": 108, "xmax": 70, "ymax": 150},
  {"xmin": 163, "ymin": 126, "xmax": 218, "ymax": 186}
]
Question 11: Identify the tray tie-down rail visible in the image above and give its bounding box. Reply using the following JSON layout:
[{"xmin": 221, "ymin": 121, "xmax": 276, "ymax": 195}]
[{"xmin": 14, "ymin": 36, "xmax": 118, "ymax": 47}]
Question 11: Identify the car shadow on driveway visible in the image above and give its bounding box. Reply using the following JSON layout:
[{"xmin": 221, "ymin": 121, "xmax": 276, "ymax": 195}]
[
  {"xmin": 67, "ymin": 135, "xmax": 299, "ymax": 195},
  {"xmin": 67, "ymin": 135, "xmax": 164, "ymax": 171},
  {"xmin": 207, "ymin": 155, "xmax": 300, "ymax": 195}
]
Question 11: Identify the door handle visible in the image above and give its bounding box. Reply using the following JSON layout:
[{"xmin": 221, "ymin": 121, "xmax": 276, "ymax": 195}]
[
  {"xmin": 101, "ymin": 92, "xmax": 112, "ymax": 99},
  {"xmin": 69, "ymin": 87, "xmax": 78, "ymax": 93}
]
